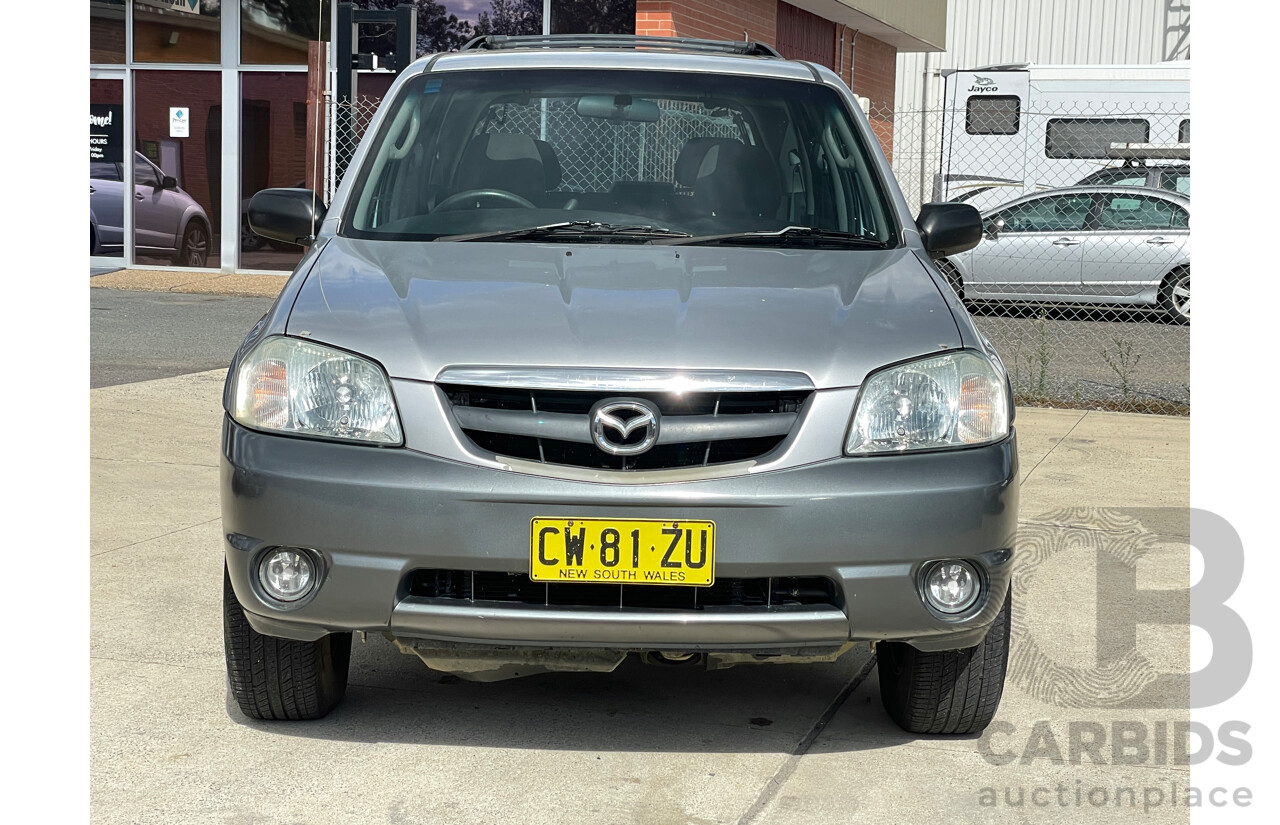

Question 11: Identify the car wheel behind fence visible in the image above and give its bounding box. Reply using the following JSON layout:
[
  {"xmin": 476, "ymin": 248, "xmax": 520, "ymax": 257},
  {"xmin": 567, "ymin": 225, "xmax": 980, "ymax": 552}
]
[{"xmin": 1161, "ymin": 267, "xmax": 1190, "ymax": 325}]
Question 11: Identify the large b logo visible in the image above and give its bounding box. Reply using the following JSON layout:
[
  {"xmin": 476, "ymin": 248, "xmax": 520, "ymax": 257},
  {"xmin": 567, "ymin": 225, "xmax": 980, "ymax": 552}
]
[{"xmin": 1008, "ymin": 508, "xmax": 1250, "ymax": 709}]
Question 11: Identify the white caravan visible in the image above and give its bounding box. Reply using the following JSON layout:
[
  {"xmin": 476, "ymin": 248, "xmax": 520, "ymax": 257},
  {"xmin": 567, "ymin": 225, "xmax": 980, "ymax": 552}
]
[{"xmin": 936, "ymin": 61, "xmax": 1189, "ymax": 212}]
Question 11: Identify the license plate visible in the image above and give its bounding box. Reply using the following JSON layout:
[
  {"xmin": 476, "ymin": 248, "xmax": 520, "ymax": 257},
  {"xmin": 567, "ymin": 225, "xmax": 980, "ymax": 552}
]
[{"xmin": 530, "ymin": 518, "xmax": 716, "ymax": 586}]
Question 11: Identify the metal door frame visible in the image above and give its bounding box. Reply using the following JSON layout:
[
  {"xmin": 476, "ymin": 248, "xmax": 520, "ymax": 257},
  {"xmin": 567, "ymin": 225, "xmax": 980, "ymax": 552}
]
[{"xmin": 90, "ymin": 67, "xmax": 133, "ymax": 270}]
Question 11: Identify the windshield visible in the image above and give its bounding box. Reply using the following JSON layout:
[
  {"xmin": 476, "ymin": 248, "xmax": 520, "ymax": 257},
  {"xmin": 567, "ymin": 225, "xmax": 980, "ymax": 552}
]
[{"xmin": 344, "ymin": 69, "xmax": 897, "ymax": 245}]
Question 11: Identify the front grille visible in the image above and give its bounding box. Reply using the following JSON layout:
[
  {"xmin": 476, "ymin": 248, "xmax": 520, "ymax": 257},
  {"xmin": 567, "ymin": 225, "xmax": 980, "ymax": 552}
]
[
  {"xmin": 442, "ymin": 385, "xmax": 809, "ymax": 470},
  {"xmin": 408, "ymin": 569, "xmax": 841, "ymax": 610}
]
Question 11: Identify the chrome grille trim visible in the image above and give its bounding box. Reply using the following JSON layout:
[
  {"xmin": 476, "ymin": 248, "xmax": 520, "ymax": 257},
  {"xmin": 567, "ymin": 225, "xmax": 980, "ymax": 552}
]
[
  {"xmin": 450, "ymin": 406, "xmax": 797, "ymax": 445},
  {"xmin": 440, "ymin": 375, "xmax": 811, "ymax": 471},
  {"xmin": 435, "ymin": 367, "xmax": 815, "ymax": 393}
]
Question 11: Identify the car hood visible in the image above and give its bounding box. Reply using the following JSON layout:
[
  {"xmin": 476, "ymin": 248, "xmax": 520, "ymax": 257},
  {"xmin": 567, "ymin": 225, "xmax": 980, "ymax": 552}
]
[{"xmin": 285, "ymin": 238, "xmax": 962, "ymax": 390}]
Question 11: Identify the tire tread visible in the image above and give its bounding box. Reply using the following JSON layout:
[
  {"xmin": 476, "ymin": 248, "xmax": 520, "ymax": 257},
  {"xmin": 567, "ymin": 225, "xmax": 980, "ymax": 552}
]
[
  {"xmin": 877, "ymin": 588, "xmax": 1011, "ymax": 735},
  {"xmin": 223, "ymin": 567, "xmax": 351, "ymax": 721}
]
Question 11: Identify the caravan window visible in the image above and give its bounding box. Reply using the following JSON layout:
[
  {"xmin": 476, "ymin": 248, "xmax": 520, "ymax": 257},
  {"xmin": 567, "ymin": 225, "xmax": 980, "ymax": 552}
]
[
  {"xmin": 966, "ymin": 96, "xmax": 1020, "ymax": 135},
  {"xmin": 1045, "ymin": 118, "xmax": 1150, "ymax": 159},
  {"xmin": 1178, "ymin": 119, "xmax": 1191, "ymax": 142}
]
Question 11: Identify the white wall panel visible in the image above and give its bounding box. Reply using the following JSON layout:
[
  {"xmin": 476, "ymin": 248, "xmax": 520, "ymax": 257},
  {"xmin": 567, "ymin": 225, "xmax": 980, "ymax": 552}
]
[{"xmin": 895, "ymin": 0, "xmax": 1191, "ymax": 112}]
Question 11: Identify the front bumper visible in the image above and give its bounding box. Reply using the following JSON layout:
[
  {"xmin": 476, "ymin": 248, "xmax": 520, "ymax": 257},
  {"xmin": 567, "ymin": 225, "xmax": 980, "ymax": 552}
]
[{"xmin": 222, "ymin": 418, "xmax": 1018, "ymax": 652}]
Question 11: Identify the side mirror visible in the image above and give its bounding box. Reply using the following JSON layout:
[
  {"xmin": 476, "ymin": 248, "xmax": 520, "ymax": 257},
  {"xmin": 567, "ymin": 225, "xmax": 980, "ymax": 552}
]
[
  {"xmin": 916, "ymin": 202, "xmax": 983, "ymax": 259},
  {"xmin": 985, "ymin": 217, "xmax": 1005, "ymax": 239},
  {"xmin": 248, "ymin": 188, "xmax": 327, "ymax": 247},
  {"xmin": 160, "ymin": 175, "xmax": 179, "ymax": 190}
]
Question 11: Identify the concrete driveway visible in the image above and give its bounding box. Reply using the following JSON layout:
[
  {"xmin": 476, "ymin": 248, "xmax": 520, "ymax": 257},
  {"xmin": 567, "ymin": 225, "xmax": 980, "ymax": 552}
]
[{"xmin": 91, "ymin": 369, "xmax": 1191, "ymax": 824}]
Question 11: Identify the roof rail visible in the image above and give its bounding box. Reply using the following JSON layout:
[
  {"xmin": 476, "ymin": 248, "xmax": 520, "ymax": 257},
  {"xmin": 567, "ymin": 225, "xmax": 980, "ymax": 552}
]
[{"xmin": 458, "ymin": 34, "xmax": 783, "ymax": 59}]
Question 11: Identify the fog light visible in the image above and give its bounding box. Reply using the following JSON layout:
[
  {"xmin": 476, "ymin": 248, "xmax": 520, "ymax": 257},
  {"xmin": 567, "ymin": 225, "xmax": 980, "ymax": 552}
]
[
  {"xmin": 923, "ymin": 560, "xmax": 980, "ymax": 614},
  {"xmin": 259, "ymin": 548, "xmax": 316, "ymax": 602}
]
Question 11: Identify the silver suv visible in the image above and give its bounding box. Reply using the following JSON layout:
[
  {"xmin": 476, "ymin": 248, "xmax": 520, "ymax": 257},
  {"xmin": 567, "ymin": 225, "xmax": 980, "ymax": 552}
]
[{"xmin": 228, "ymin": 35, "xmax": 1016, "ymax": 735}]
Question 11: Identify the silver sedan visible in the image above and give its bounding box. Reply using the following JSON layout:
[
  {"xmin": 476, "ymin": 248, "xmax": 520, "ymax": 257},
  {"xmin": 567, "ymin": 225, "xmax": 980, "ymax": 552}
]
[{"xmin": 938, "ymin": 186, "xmax": 1190, "ymax": 324}]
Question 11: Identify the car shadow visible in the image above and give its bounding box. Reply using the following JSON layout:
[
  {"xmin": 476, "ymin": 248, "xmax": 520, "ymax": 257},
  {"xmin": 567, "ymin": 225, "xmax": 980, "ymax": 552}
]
[{"xmin": 225, "ymin": 638, "xmax": 929, "ymax": 755}]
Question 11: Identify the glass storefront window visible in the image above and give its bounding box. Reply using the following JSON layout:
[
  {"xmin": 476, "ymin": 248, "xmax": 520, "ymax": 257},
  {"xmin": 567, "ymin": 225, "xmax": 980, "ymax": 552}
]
[
  {"xmin": 134, "ymin": 0, "xmax": 221, "ymax": 64},
  {"xmin": 90, "ymin": 0, "xmax": 127, "ymax": 63},
  {"xmin": 241, "ymin": 0, "xmax": 329, "ymax": 65},
  {"xmin": 90, "ymin": 79, "xmax": 126, "ymax": 259},
  {"xmin": 133, "ymin": 71, "xmax": 222, "ymax": 268},
  {"xmin": 240, "ymin": 72, "xmax": 313, "ymax": 270},
  {"xmin": 472, "ymin": 1, "xmax": 543, "ymax": 36},
  {"xmin": 348, "ymin": 1, "xmax": 487, "ymax": 62},
  {"xmin": 550, "ymin": 0, "xmax": 635, "ymax": 34}
]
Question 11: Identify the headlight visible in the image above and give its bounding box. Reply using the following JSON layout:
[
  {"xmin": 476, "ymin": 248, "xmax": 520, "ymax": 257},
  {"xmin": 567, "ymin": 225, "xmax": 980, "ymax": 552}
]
[
  {"xmin": 845, "ymin": 351, "xmax": 1008, "ymax": 455},
  {"xmin": 232, "ymin": 336, "xmax": 403, "ymax": 445}
]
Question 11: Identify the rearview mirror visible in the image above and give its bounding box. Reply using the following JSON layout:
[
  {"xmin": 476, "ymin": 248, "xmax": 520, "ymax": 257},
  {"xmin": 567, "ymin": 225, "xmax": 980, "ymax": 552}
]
[
  {"xmin": 985, "ymin": 217, "xmax": 1005, "ymax": 238},
  {"xmin": 576, "ymin": 95, "xmax": 661, "ymax": 123},
  {"xmin": 161, "ymin": 175, "xmax": 179, "ymax": 190},
  {"xmin": 916, "ymin": 202, "xmax": 983, "ymax": 259},
  {"xmin": 248, "ymin": 188, "xmax": 327, "ymax": 247}
]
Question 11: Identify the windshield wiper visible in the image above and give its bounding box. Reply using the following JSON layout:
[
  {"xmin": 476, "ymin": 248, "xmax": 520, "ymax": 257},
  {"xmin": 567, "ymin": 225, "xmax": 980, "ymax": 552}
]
[
  {"xmin": 434, "ymin": 221, "xmax": 693, "ymax": 243},
  {"xmin": 649, "ymin": 226, "xmax": 890, "ymax": 248}
]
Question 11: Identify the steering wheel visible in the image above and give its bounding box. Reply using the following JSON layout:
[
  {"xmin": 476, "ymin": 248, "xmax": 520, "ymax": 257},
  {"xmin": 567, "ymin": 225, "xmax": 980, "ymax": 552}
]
[{"xmin": 434, "ymin": 188, "xmax": 536, "ymax": 211}]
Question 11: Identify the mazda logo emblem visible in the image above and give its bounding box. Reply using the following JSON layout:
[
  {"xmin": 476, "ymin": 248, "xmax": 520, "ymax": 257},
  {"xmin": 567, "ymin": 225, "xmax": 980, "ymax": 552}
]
[{"xmin": 590, "ymin": 398, "xmax": 660, "ymax": 456}]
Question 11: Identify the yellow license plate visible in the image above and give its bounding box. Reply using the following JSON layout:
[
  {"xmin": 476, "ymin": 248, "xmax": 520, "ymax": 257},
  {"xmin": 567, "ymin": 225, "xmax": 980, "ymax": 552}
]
[{"xmin": 530, "ymin": 518, "xmax": 716, "ymax": 586}]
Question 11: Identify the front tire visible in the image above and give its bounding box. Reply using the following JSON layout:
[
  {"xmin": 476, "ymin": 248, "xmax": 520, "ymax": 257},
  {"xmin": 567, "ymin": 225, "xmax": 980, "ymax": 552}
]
[
  {"xmin": 173, "ymin": 222, "xmax": 209, "ymax": 267},
  {"xmin": 223, "ymin": 566, "xmax": 351, "ymax": 721},
  {"xmin": 876, "ymin": 587, "xmax": 1010, "ymax": 735},
  {"xmin": 1161, "ymin": 267, "xmax": 1190, "ymax": 325}
]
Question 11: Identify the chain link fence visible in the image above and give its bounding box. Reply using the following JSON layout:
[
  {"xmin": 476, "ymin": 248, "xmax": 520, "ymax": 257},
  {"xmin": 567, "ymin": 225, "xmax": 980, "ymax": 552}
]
[
  {"xmin": 325, "ymin": 92, "xmax": 1190, "ymax": 416},
  {"xmin": 477, "ymin": 99, "xmax": 743, "ymax": 192},
  {"xmin": 883, "ymin": 99, "xmax": 1190, "ymax": 415},
  {"xmin": 327, "ymin": 93, "xmax": 384, "ymax": 202}
]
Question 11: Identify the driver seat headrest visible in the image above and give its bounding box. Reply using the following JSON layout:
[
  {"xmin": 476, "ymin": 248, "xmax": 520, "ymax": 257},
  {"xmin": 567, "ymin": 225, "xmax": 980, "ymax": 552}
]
[{"xmin": 456, "ymin": 133, "xmax": 561, "ymax": 200}]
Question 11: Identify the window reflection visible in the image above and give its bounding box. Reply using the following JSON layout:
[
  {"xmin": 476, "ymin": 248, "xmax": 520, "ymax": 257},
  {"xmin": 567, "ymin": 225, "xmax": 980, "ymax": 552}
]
[
  {"xmin": 241, "ymin": 72, "xmax": 312, "ymax": 270},
  {"xmin": 134, "ymin": 0, "xmax": 222, "ymax": 64},
  {"xmin": 133, "ymin": 71, "xmax": 221, "ymax": 268},
  {"xmin": 90, "ymin": 79, "xmax": 126, "ymax": 258},
  {"xmin": 90, "ymin": 0, "xmax": 127, "ymax": 64},
  {"xmin": 473, "ymin": 0, "xmax": 542, "ymax": 36},
  {"xmin": 241, "ymin": 0, "xmax": 329, "ymax": 65},
  {"xmin": 350, "ymin": 0, "xmax": 483, "ymax": 61},
  {"xmin": 550, "ymin": 0, "xmax": 635, "ymax": 34}
]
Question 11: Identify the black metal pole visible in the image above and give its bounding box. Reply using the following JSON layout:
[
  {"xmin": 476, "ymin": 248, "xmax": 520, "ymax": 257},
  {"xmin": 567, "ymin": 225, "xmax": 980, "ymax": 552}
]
[
  {"xmin": 395, "ymin": 4, "xmax": 418, "ymax": 70},
  {"xmin": 335, "ymin": 2, "xmax": 355, "ymax": 184}
]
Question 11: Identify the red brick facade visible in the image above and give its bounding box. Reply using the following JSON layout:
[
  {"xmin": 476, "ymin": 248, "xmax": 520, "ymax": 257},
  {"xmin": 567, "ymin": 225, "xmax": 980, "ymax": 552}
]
[
  {"xmin": 636, "ymin": 0, "xmax": 778, "ymax": 45},
  {"xmin": 850, "ymin": 30, "xmax": 897, "ymax": 161},
  {"xmin": 635, "ymin": 1, "xmax": 897, "ymax": 156}
]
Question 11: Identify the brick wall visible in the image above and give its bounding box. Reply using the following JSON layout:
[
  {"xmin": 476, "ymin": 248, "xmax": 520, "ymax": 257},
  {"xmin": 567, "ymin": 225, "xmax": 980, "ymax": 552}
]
[
  {"xmin": 852, "ymin": 31, "xmax": 896, "ymax": 160},
  {"xmin": 635, "ymin": 1, "xmax": 896, "ymax": 157},
  {"xmin": 242, "ymin": 74, "xmax": 311, "ymax": 192},
  {"xmin": 636, "ymin": 0, "xmax": 777, "ymax": 44}
]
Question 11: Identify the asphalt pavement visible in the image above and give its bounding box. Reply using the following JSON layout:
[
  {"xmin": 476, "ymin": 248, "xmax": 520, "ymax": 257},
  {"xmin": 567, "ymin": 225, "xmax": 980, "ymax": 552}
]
[
  {"xmin": 90, "ymin": 290, "xmax": 273, "ymax": 387},
  {"xmin": 90, "ymin": 272, "xmax": 1193, "ymax": 824}
]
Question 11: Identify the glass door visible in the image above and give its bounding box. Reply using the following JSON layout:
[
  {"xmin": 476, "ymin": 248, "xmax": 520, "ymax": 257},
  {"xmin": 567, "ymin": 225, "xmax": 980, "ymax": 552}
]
[{"xmin": 90, "ymin": 69, "xmax": 127, "ymax": 270}]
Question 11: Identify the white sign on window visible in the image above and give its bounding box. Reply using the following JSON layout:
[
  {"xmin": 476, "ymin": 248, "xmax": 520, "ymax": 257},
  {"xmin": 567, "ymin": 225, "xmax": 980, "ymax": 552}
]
[
  {"xmin": 145, "ymin": 0, "xmax": 202, "ymax": 13},
  {"xmin": 170, "ymin": 107, "xmax": 190, "ymax": 138}
]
